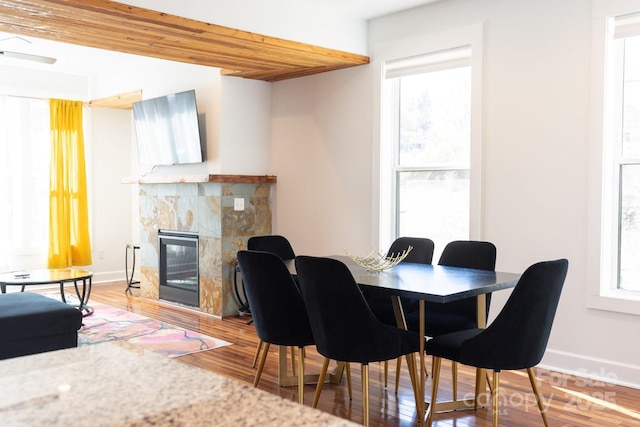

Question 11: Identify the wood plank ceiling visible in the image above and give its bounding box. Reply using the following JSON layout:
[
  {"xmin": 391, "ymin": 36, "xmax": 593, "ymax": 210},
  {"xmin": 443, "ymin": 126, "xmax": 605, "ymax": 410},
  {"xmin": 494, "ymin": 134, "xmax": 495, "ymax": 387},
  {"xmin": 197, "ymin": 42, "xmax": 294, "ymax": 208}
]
[{"xmin": 0, "ymin": 0, "xmax": 370, "ymax": 82}]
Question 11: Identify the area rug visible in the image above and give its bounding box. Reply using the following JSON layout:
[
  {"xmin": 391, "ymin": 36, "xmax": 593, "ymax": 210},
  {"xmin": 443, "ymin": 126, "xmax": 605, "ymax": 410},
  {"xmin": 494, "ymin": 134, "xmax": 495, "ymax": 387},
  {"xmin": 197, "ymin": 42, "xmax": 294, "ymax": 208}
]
[
  {"xmin": 43, "ymin": 293, "xmax": 232, "ymax": 358},
  {"xmin": 78, "ymin": 301, "xmax": 232, "ymax": 358}
]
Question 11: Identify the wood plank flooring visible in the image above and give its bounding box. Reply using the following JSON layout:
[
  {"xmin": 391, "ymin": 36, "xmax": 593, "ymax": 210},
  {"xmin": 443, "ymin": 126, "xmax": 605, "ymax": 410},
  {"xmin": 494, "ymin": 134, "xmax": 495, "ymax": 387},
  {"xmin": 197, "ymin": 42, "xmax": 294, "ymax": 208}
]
[{"xmin": 86, "ymin": 282, "xmax": 640, "ymax": 426}]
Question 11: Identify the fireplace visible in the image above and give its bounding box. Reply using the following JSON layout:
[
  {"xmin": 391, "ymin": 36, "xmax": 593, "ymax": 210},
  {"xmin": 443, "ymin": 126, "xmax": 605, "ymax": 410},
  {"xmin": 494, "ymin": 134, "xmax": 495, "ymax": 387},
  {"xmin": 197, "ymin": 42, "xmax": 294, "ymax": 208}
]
[{"xmin": 158, "ymin": 230, "xmax": 199, "ymax": 307}]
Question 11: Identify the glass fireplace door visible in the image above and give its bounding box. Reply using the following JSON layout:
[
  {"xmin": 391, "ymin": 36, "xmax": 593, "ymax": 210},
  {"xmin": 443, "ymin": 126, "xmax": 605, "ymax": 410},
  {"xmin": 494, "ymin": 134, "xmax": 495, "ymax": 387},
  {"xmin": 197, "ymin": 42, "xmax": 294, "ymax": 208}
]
[{"xmin": 158, "ymin": 231, "xmax": 199, "ymax": 307}]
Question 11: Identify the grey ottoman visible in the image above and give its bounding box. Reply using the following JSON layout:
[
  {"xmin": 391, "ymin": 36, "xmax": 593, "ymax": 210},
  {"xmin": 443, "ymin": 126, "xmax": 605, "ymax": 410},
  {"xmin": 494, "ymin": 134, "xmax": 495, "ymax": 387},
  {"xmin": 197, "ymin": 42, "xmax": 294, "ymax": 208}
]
[{"xmin": 0, "ymin": 292, "xmax": 83, "ymax": 360}]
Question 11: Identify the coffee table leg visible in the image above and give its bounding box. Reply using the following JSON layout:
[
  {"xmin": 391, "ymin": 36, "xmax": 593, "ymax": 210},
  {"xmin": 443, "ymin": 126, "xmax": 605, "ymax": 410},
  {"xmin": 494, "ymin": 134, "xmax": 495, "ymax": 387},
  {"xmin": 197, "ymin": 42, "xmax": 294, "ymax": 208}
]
[{"xmin": 73, "ymin": 277, "xmax": 93, "ymax": 316}]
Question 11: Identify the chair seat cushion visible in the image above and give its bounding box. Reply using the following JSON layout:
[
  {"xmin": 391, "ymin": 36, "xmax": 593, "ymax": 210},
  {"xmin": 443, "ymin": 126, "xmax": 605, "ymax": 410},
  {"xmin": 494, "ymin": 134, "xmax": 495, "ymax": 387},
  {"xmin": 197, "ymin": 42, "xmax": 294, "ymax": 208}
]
[
  {"xmin": 0, "ymin": 293, "xmax": 82, "ymax": 342},
  {"xmin": 424, "ymin": 328, "xmax": 482, "ymax": 362},
  {"xmin": 405, "ymin": 309, "xmax": 477, "ymax": 337}
]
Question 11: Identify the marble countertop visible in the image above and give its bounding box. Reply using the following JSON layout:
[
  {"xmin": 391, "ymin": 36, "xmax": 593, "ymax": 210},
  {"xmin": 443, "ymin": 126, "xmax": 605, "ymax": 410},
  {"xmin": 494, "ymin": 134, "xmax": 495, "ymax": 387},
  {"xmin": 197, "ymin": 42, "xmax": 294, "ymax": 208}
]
[{"xmin": 0, "ymin": 343, "xmax": 357, "ymax": 426}]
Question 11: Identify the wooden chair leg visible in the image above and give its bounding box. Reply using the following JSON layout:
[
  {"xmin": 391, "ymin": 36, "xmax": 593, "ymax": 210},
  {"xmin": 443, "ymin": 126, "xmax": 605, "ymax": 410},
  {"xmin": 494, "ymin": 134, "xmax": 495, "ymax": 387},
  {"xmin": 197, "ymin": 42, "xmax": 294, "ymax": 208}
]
[
  {"xmin": 362, "ymin": 363, "xmax": 370, "ymax": 427},
  {"xmin": 297, "ymin": 347, "xmax": 305, "ymax": 405},
  {"xmin": 252, "ymin": 339, "xmax": 263, "ymax": 368},
  {"xmin": 528, "ymin": 367, "xmax": 550, "ymax": 427},
  {"xmin": 253, "ymin": 342, "xmax": 270, "ymax": 387},
  {"xmin": 312, "ymin": 358, "xmax": 330, "ymax": 408},
  {"xmin": 426, "ymin": 356, "xmax": 442, "ymax": 427},
  {"xmin": 492, "ymin": 370, "xmax": 500, "ymax": 427}
]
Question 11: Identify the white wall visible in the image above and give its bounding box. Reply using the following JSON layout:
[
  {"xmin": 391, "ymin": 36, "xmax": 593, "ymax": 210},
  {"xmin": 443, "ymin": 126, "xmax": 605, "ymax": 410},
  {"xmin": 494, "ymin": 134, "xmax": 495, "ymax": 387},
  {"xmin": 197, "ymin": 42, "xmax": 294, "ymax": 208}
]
[
  {"xmin": 271, "ymin": 0, "xmax": 640, "ymax": 388},
  {"xmin": 88, "ymin": 108, "xmax": 134, "ymax": 283},
  {"xmin": 220, "ymin": 77, "xmax": 272, "ymax": 174},
  {"xmin": 271, "ymin": 66, "xmax": 374, "ymax": 255}
]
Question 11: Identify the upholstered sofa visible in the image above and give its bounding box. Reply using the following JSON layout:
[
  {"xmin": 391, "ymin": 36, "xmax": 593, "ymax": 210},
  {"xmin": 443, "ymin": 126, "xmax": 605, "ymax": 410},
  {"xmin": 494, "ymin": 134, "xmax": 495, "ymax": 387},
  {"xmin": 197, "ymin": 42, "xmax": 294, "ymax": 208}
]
[{"xmin": 0, "ymin": 292, "xmax": 83, "ymax": 360}]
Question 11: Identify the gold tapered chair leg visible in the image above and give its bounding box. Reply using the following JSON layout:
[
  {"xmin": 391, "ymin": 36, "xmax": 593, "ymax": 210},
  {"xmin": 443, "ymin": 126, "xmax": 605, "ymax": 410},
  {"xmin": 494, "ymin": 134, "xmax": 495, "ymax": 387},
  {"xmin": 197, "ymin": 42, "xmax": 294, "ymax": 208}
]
[
  {"xmin": 253, "ymin": 342, "xmax": 270, "ymax": 387},
  {"xmin": 404, "ymin": 353, "xmax": 421, "ymax": 411},
  {"xmin": 452, "ymin": 361, "xmax": 458, "ymax": 401},
  {"xmin": 297, "ymin": 347, "xmax": 305, "ymax": 405},
  {"xmin": 426, "ymin": 356, "xmax": 442, "ymax": 427},
  {"xmin": 384, "ymin": 361, "xmax": 388, "ymax": 387},
  {"xmin": 395, "ymin": 357, "xmax": 402, "ymax": 394},
  {"xmin": 345, "ymin": 362, "xmax": 353, "ymax": 400},
  {"xmin": 312, "ymin": 358, "xmax": 330, "ymax": 408},
  {"xmin": 492, "ymin": 370, "xmax": 500, "ymax": 427},
  {"xmin": 362, "ymin": 364, "xmax": 370, "ymax": 427},
  {"xmin": 395, "ymin": 354, "xmax": 429, "ymax": 394},
  {"xmin": 252, "ymin": 339, "xmax": 263, "ymax": 368},
  {"xmin": 528, "ymin": 367, "xmax": 550, "ymax": 427},
  {"xmin": 290, "ymin": 347, "xmax": 296, "ymax": 375}
]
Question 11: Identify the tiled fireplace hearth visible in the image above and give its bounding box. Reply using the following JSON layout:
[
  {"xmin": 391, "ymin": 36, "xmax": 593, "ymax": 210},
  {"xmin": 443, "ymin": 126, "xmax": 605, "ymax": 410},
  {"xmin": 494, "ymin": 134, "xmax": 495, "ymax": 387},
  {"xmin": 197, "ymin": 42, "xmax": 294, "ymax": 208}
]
[{"xmin": 128, "ymin": 174, "xmax": 276, "ymax": 317}]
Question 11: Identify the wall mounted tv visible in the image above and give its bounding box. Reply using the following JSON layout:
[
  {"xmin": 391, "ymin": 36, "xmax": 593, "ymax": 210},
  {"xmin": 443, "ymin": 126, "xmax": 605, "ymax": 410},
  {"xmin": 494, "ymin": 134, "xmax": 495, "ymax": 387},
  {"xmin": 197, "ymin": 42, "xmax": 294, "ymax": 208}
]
[{"xmin": 133, "ymin": 89, "xmax": 204, "ymax": 166}]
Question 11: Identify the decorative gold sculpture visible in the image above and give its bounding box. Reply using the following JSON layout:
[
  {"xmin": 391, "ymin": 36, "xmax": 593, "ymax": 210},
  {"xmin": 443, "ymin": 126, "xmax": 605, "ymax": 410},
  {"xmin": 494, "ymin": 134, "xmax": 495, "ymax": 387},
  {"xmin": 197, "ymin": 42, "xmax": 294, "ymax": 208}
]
[{"xmin": 345, "ymin": 246, "xmax": 413, "ymax": 271}]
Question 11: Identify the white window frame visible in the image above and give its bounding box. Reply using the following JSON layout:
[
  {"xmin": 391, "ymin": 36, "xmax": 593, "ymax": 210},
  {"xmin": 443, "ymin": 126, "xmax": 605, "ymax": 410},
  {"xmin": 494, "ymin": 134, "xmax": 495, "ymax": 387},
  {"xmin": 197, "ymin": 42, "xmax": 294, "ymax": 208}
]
[
  {"xmin": 587, "ymin": 0, "xmax": 640, "ymax": 316},
  {"xmin": 373, "ymin": 24, "xmax": 484, "ymax": 251}
]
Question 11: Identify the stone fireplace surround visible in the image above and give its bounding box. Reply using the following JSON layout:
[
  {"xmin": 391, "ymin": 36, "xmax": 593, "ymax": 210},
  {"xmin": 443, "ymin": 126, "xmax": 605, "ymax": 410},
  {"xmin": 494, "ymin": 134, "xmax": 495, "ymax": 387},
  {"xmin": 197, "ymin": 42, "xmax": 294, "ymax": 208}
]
[{"xmin": 128, "ymin": 174, "xmax": 276, "ymax": 317}]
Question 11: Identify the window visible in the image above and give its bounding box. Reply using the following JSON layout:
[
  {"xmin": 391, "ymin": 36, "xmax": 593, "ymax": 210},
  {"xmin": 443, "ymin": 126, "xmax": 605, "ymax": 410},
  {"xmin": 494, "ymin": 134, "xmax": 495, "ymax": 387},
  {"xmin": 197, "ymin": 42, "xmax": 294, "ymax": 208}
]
[
  {"xmin": 0, "ymin": 95, "xmax": 50, "ymax": 270},
  {"xmin": 588, "ymin": 6, "xmax": 640, "ymax": 314},
  {"xmin": 603, "ymin": 13, "xmax": 640, "ymax": 295},
  {"xmin": 380, "ymin": 46, "xmax": 479, "ymax": 255},
  {"xmin": 612, "ymin": 25, "xmax": 640, "ymax": 293}
]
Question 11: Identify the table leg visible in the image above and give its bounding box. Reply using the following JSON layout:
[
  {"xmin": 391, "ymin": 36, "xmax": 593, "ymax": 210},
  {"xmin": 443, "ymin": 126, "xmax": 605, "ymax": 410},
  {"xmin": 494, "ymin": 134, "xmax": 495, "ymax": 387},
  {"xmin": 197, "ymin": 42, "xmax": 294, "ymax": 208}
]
[
  {"xmin": 277, "ymin": 345, "xmax": 345, "ymax": 387},
  {"xmin": 390, "ymin": 296, "xmax": 422, "ymax": 412},
  {"xmin": 427, "ymin": 294, "xmax": 489, "ymax": 416},
  {"xmin": 474, "ymin": 294, "xmax": 487, "ymax": 408},
  {"xmin": 419, "ymin": 299, "xmax": 426, "ymax": 421},
  {"xmin": 60, "ymin": 278, "xmax": 94, "ymax": 317}
]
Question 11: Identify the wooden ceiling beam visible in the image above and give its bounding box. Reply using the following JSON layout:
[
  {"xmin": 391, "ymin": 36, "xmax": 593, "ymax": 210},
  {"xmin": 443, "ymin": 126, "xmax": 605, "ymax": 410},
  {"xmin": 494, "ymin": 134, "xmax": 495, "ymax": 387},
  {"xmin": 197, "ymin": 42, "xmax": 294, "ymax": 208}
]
[{"xmin": 0, "ymin": 0, "xmax": 369, "ymax": 81}]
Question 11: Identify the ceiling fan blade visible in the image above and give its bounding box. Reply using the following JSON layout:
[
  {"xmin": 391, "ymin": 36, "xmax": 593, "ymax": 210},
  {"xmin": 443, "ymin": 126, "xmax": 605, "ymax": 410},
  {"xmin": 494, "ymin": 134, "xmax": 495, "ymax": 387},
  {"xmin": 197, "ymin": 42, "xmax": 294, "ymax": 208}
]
[{"xmin": 0, "ymin": 50, "xmax": 56, "ymax": 64}]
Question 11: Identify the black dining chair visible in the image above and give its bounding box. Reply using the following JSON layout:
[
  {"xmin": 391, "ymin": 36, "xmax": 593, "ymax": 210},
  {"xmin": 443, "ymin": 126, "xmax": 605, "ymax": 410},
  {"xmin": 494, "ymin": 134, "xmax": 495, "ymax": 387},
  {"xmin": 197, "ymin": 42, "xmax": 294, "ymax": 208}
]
[
  {"xmin": 236, "ymin": 250, "xmax": 314, "ymax": 404},
  {"xmin": 362, "ymin": 237, "xmax": 434, "ymax": 389},
  {"xmin": 247, "ymin": 235, "xmax": 296, "ymax": 260},
  {"xmin": 425, "ymin": 258, "xmax": 569, "ymax": 427},
  {"xmin": 295, "ymin": 255, "xmax": 422, "ymax": 426},
  {"xmin": 245, "ymin": 235, "xmax": 296, "ymax": 370},
  {"xmin": 403, "ymin": 240, "xmax": 497, "ymax": 398}
]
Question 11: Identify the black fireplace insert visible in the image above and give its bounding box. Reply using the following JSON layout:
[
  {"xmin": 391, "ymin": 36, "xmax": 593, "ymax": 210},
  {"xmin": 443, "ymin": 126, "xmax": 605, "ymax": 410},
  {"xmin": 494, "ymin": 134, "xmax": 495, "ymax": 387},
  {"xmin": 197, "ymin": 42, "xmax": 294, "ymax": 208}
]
[{"xmin": 158, "ymin": 230, "xmax": 199, "ymax": 307}]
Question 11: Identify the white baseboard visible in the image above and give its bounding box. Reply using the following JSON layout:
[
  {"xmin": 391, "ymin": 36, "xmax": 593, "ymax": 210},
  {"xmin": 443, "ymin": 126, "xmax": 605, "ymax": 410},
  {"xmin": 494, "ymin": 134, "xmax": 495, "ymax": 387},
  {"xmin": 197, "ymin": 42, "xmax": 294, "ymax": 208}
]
[
  {"xmin": 540, "ymin": 348, "xmax": 640, "ymax": 390},
  {"xmin": 91, "ymin": 270, "xmax": 129, "ymax": 284}
]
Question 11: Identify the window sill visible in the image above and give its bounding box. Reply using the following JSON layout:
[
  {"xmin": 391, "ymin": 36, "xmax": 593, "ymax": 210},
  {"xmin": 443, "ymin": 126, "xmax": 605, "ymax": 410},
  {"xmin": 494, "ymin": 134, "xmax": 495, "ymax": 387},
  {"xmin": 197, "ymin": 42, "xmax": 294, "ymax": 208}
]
[{"xmin": 586, "ymin": 292, "xmax": 640, "ymax": 316}]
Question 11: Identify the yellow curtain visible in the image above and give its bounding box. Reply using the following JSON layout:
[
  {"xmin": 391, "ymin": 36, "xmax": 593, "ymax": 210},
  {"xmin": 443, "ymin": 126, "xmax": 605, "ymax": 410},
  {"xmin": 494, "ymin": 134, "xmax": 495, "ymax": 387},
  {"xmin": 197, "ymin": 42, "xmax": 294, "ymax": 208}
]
[{"xmin": 47, "ymin": 99, "xmax": 92, "ymax": 268}]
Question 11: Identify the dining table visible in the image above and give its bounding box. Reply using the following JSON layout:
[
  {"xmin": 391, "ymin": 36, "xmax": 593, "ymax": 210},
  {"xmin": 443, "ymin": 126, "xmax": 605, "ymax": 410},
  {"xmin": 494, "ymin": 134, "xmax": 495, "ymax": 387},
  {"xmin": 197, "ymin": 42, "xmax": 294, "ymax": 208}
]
[{"xmin": 285, "ymin": 255, "xmax": 521, "ymax": 421}]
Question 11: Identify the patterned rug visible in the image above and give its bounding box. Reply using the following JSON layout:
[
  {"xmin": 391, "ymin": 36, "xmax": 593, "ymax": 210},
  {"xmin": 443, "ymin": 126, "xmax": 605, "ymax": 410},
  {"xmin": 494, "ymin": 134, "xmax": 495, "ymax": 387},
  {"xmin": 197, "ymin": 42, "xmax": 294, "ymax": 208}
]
[
  {"xmin": 79, "ymin": 301, "xmax": 232, "ymax": 357},
  {"xmin": 43, "ymin": 293, "xmax": 232, "ymax": 357}
]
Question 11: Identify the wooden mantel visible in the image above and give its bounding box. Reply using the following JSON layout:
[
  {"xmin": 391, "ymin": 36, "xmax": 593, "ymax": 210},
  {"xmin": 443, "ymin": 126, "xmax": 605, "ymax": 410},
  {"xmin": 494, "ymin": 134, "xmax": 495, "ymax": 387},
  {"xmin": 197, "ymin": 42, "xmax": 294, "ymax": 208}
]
[
  {"xmin": 122, "ymin": 174, "xmax": 277, "ymax": 184},
  {"xmin": 0, "ymin": 0, "xmax": 370, "ymax": 82}
]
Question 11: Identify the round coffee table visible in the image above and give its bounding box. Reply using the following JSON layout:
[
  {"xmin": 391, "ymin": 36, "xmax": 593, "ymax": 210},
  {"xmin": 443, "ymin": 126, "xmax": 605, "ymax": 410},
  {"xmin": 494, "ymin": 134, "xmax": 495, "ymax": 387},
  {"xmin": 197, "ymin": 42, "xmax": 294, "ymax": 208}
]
[{"xmin": 0, "ymin": 269, "xmax": 94, "ymax": 316}]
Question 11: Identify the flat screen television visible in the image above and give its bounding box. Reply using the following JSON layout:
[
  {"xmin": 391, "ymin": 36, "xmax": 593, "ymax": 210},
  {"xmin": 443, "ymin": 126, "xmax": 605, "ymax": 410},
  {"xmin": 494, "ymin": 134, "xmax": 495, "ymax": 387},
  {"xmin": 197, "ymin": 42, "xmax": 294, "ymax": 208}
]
[{"xmin": 133, "ymin": 90, "xmax": 203, "ymax": 166}]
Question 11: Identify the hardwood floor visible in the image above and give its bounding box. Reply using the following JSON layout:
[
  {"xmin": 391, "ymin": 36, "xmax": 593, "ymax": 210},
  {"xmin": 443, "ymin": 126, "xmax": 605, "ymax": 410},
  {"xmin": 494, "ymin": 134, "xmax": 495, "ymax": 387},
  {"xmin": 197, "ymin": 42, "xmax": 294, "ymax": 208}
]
[{"xmin": 87, "ymin": 282, "xmax": 640, "ymax": 426}]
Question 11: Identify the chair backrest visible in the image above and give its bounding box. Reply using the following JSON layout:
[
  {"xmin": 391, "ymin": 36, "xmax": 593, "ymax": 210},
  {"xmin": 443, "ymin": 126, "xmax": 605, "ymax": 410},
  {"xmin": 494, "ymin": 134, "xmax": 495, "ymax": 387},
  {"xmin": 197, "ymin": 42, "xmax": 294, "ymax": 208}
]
[
  {"xmin": 438, "ymin": 240, "xmax": 496, "ymax": 270},
  {"xmin": 459, "ymin": 259, "xmax": 569, "ymax": 370},
  {"xmin": 247, "ymin": 235, "xmax": 296, "ymax": 260},
  {"xmin": 237, "ymin": 250, "xmax": 313, "ymax": 347},
  {"xmin": 295, "ymin": 256, "xmax": 412, "ymax": 363},
  {"xmin": 387, "ymin": 237, "xmax": 435, "ymax": 264},
  {"xmin": 428, "ymin": 240, "xmax": 497, "ymax": 322}
]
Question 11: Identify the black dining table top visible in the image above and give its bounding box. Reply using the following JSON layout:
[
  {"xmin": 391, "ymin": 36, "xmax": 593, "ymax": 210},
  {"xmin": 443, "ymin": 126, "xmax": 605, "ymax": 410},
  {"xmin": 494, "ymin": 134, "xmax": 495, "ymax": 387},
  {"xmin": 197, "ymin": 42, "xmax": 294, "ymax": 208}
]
[{"xmin": 287, "ymin": 255, "xmax": 521, "ymax": 303}]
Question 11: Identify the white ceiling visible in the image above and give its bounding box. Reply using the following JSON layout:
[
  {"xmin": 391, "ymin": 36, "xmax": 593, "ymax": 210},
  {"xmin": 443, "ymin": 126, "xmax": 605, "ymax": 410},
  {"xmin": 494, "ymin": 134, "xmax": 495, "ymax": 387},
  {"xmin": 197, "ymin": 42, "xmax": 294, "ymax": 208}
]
[{"xmin": 294, "ymin": 0, "xmax": 441, "ymax": 19}]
